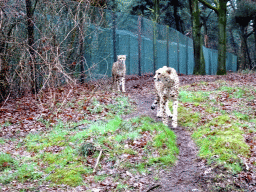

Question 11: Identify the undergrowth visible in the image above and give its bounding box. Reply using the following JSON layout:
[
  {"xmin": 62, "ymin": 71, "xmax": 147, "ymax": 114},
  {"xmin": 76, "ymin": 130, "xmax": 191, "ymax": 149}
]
[
  {"xmin": 0, "ymin": 116, "xmax": 178, "ymax": 189},
  {"xmin": 176, "ymin": 80, "xmax": 255, "ymax": 173}
]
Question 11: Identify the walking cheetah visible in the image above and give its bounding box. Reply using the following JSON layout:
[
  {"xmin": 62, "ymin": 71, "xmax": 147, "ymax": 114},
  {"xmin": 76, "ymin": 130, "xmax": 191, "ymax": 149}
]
[
  {"xmin": 151, "ymin": 66, "xmax": 179, "ymax": 128},
  {"xmin": 112, "ymin": 55, "xmax": 126, "ymax": 92}
]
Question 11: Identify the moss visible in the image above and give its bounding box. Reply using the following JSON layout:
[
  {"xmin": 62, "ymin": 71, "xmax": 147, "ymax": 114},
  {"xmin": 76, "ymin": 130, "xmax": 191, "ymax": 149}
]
[
  {"xmin": 192, "ymin": 117, "xmax": 250, "ymax": 172},
  {"xmin": 0, "ymin": 153, "xmax": 17, "ymax": 171},
  {"xmin": 46, "ymin": 164, "xmax": 91, "ymax": 186},
  {"xmin": 178, "ymin": 105, "xmax": 200, "ymax": 128}
]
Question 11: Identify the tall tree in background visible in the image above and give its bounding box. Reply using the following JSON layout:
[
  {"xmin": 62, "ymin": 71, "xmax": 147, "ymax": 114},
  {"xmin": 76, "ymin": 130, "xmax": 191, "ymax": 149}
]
[
  {"xmin": 189, "ymin": 0, "xmax": 205, "ymax": 75},
  {"xmin": 129, "ymin": 0, "xmax": 185, "ymax": 33},
  {"xmin": 234, "ymin": 0, "xmax": 256, "ymax": 70},
  {"xmin": 25, "ymin": 0, "xmax": 38, "ymax": 93},
  {"xmin": 0, "ymin": 2, "xmax": 9, "ymax": 103},
  {"xmin": 153, "ymin": 0, "xmax": 160, "ymax": 73},
  {"xmin": 162, "ymin": 0, "xmax": 185, "ymax": 33},
  {"xmin": 199, "ymin": 0, "xmax": 228, "ymax": 75}
]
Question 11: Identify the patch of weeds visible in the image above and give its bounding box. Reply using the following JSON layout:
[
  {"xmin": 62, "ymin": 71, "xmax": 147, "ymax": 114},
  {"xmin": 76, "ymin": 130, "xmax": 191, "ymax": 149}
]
[
  {"xmin": 66, "ymin": 102, "xmax": 75, "ymax": 108},
  {"xmin": 26, "ymin": 124, "xmax": 69, "ymax": 152},
  {"xmin": 192, "ymin": 115, "xmax": 250, "ymax": 173},
  {"xmin": 135, "ymin": 162, "xmax": 147, "ymax": 173},
  {"xmin": 46, "ymin": 164, "xmax": 91, "ymax": 186},
  {"xmin": 19, "ymin": 116, "xmax": 178, "ymax": 189},
  {"xmin": 233, "ymin": 111, "xmax": 249, "ymax": 121},
  {"xmin": 37, "ymin": 118, "xmax": 51, "ymax": 128},
  {"xmin": 233, "ymin": 88, "xmax": 246, "ymax": 99},
  {"xmin": 116, "ymin": 183, "xmax": 129, "ymax": 190},
  {"xmin": 219, "ymin": 86, "xmax": 236, "ymax": 94},
  {"xmin": 0, "ymin": 169, "xmax": 16, "ymax": 184},
  {"xmin": 179, "ymin": 90, "xmax": 210, "ymax": 103},
  {"xmin": 0, "ymin": 153, "xmax": 42, "ymax": 184},
  {"xmin": 178, "ymin": 105, "xmax": 200, "ymax": 128},
  {"xmin": 0, "ymin": 152, "xmax": 17, "ymax": 171},
  {"xmin": 16, "ymin": 163, "xmax": 43, "ymax": 182},
  {"xmin": 250, "ymin": 119, "xmax": 256, "ymax": 124},
  {"xmin": 106, "ymin": 96, "xmax": 132, "ymax": 115},
  {"xmin": 0, "ymin": 138, "xmax": 5, "ymax": 144},
  {"xmin": 4, "ymin": 121, "xmax": 12, "ymax": 126},
  {"xmin": 87, "ymin": 98, "xmax": 104, "ymax": 114},
  {"xmin": 179, "ymin": 83, "xmax": 254, "ymax": 173},
  {"xmin": 94, "ymin": 175, "xmax": 108, "ymax": 182}
]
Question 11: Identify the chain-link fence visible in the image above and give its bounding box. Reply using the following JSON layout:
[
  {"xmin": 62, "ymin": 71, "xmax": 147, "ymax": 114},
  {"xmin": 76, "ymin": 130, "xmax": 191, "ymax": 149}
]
[
  {"xmin": 82, "ymin": 9, "xmax": 237, "ymax": 78},
  {"xmin": 1, "ymin": 3, "xmax": 237, "ymax": 96}
]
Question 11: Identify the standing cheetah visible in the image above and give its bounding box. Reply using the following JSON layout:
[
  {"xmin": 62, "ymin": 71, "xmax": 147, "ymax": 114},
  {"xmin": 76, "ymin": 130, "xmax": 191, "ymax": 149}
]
[
  {"xmin": 151, "ymin": 66, "xmax": 179, "ymax": 128},
  {"xmin": 112, "ymin": 55, "xmax": 126, "ymax": 92}
]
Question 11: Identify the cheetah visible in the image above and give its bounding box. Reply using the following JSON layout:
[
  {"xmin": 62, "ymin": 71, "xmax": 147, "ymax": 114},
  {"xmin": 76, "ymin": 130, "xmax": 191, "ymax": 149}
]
[
  {"xmin": 151, "ymin": 66, "xmax": 179, "ymax": 128},
  {"xmin": 112, "ymin": 55, "xmax": 126, "ymax": 92}
]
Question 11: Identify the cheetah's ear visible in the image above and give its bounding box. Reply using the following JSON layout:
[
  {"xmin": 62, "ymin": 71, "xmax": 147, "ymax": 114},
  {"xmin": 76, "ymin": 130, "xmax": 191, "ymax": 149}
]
[{"xmin": 166, "ymin": 68, "xmax": 172, "ymax": 75}]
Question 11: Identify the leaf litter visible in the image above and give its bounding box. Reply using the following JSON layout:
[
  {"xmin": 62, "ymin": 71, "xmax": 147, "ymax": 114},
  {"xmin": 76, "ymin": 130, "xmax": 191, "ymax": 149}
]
[{"xmin": 0, "ymin": 72, "xmax": 256, "ymax": 191}]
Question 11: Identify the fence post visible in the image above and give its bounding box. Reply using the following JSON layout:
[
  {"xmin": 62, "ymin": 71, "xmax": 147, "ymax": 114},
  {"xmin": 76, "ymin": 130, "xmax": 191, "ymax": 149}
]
[
  {"xmin": 166, "ymin": 25, "xmax": 169, "ymax": 67},
  {"xmin": 185, "ymin": 36, "xmax": 188, "ymax": 75},
  {"xmin": 177, "ymin": 30, "xmax": 180, "ymax": 74},
  {"xmin": 138, "ymin": 16, "xmax": 142, "ymax": 76},
  {"xmin": 209, "ymin": 49, "xmax": 211, "ymax": 75},
  {"xmin": 153, "ymin": 21, "xmax": 157, "ymax": 73},
  {"xmin": 112, "ymin": 11, "xmax": 117, "ymax": 62}
]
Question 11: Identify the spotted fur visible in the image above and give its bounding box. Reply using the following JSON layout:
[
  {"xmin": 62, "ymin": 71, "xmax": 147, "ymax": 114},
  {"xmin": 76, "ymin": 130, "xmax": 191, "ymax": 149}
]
[
  {"xmin": 151, "ymin": 66, "xmax": 179, "ymax": 128},
  {"xmin": 112, "ymin": 55, "xmax": 126, "ymax": 92}
]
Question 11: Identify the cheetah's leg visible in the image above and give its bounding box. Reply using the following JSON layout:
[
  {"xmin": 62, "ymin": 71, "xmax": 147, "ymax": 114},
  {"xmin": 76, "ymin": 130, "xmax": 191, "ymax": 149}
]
[
  {"xmin": 117, "ymin": 78, "xmax": 121, "ymax": 92},
  {"xmin": 112, "ymin": 76, "xmax": 116, "ymax": 91},
  {"xmin": 172, "ymin": 99, "xmax": 178, "ymax": 128},
  {"xmin": 161, "ymin": 96, "xmax": 168, "ymax": 126},
  {"xmin": 157, "ymin": 95, "xmax": 163, "ymax": 118},
  {"xmin": 165, "ymin": 100, "xmax": 173, "ymax": 118},
  {"xmin": 151, "ymin": 94, "xmax": 159, "ymax": 109},
  {"xmin": 121, "ymin": 77, "xmax": 126, "ymax": 92}
]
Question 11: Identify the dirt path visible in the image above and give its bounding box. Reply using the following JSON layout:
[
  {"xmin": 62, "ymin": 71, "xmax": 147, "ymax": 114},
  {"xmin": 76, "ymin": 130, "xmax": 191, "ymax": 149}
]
[
  {"xmin": 125, "ymin": 92, "xmax": 203, "ymax": 192},
  {"xmin": 123, "ymin": 73, "xmax": 256, "ymax": 192}
]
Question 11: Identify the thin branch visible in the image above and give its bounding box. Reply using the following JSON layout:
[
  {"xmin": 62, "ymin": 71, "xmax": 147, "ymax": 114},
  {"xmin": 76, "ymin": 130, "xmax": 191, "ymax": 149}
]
[
  {"xmin": 198, "ymin": 0, "xmax": 218, "ymax": 13},
  {"xmin": 93, "ymin": 150, "xmax": 102, "ymax": 173},
  {"xmin": 31, "ymin": 0, "xmax": 39, "ymax": 15},
  {"xmin": 0, "ymin": 93, "xmax": 10, "ymax": 109}
]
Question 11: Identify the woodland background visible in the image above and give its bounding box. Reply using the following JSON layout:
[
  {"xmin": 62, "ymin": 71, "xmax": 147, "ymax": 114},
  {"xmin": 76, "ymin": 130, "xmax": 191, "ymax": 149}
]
[{"xmin": 0, "ymin": 0, "xmax": 255, "ymax": 103}]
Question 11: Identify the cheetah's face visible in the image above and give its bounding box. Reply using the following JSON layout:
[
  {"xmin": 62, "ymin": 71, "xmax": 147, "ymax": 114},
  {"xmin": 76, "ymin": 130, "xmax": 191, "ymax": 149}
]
[
  {"xmin": 117, "ymin": 55, "xmax": 126, "ymax": 62},
  {"xmin": 154, "ymin": 66, "xmax": 171, "ymax": 82}
]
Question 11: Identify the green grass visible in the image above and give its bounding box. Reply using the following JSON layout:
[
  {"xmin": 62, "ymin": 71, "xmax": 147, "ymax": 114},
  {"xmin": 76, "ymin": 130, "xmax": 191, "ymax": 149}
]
[
  {"xmin": 0, "ymin": 152, "xmax": 17, "ymax": 171},
  {"xmin": 0, "ymin": 115, "xmax": 178, "ymax": 188},
  {"xmin": 0, "ymin": 153, "xmax": 42, "ymax": 184},
  {"xmin": 177, "ymin": 81, "xmax": 254, "ymax": 173}
]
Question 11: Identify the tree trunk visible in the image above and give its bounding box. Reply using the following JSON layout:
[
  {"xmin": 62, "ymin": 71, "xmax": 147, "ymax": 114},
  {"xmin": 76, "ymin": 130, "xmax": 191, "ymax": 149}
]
[
  {"xmin": 239, "ymin": 26, "xmax": 246, "ymax": 70},
  {"xmin": 25, "ymin": 0, "xmax": 37, "ymax": 93},
  {"xmin": 253, "ymin": 16, "xmax": 256, "ymax": 69},
  {"xmin": 173, "ymin": 0, "xmax": 181, "ymax": 32},
  {"xmin": 190, "ymin": 0, "xmax": 205, "ymax": 75},
  {"xmin": 153, "ymin": 0, "xmax": 159, "ymax": 73},
  {"xmin": 79, "ymin": 12, "xmax": 85, "ymax": 83},
  {"xmin": 217, "ymin": 2, "xmax": 227, "ymax": 75},
  {"xmin": 154, "ymin": 0, "xmax": 160, "ymax": 23},
  {"xmin": 199, "ymin": 0, "xmax": 228, "ymax": 75},
  {"xmin": 0, "ymin": 8, "xmax": 8, "ymax": 103}
]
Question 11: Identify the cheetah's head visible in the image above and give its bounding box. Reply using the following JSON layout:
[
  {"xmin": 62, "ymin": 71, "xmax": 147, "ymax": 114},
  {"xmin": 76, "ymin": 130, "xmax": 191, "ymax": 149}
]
[
  {"xmin": 154, "ymin": 66, "xmax": 172, "ymax": 82},
  {"xmin": 117, "ymin": 55, "xmax": 126, "ymax": 62}
]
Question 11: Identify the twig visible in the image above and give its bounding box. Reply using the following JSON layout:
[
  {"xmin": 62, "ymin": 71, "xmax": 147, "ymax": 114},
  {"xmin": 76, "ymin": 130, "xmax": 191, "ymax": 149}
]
[
  {"xmin": 93, "ymin": 150, "xmax": 102, "ymax": 173},
  {"xmin": 146, "ymin": 184, "xmax": 161, "ymax": 192},
  {"xmin": 0, "ymin": 93, "xmax": 10, "ymax": 109},
  {"xmin": 44, "ymin": 165, "xmax": 60, "ymax": 180}
]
